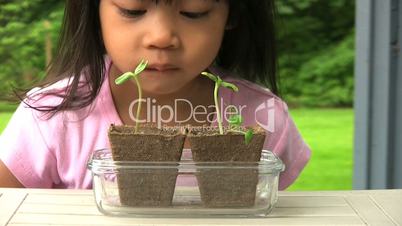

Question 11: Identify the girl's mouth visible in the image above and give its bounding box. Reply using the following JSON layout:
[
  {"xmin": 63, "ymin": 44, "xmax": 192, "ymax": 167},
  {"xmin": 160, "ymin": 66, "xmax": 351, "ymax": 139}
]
[{"xmin": 146, "ymin": 64, "xmax": 179, "ymax": 72}]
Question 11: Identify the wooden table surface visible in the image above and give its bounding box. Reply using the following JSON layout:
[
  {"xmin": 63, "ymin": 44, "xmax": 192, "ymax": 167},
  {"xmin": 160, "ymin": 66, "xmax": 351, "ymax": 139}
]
[{"xmin": 0, "ymin": 188, "xmax": 401, "ymax": 226}]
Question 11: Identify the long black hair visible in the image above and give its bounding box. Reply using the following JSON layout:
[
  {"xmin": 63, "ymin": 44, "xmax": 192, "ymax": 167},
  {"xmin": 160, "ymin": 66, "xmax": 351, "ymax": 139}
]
[{"xmin": 23, "ymin": 0, "xmax": 279, "ymax": 116}]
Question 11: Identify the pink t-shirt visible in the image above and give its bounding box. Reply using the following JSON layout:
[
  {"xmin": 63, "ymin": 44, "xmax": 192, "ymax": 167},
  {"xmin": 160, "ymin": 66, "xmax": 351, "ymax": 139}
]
[{"xmin": 0, "ymin": 57, "xmax": 311, "ymax": 190}]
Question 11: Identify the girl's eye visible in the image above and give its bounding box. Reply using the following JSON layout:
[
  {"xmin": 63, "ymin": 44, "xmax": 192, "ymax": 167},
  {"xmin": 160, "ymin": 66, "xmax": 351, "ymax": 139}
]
[
  {"xmin": 180, "ymin": 11, "xmax": 209, "ymax": 19},
  {"xmin": 119, "ymin": 8, "xmax": 147, "ymax": 18}
]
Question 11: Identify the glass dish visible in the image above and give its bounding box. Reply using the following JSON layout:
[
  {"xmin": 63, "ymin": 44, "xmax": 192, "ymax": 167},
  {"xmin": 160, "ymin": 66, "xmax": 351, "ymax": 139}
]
[{"xmin": 87, "ymin": 149, "xmax": 285, "ymax": 217}]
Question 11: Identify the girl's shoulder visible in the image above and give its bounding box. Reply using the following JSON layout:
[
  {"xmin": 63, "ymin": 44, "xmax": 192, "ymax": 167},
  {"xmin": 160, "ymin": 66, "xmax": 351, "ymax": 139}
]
[
  {"xmin": 226, "ymin": 77, "xmax": 279, "ymax": 100},
  {"xmin": 209, "ymin": 66, "xmax": 288, "ymax": 112},
  {"xmin": 25, "ymin": 75, "xmax": 88, "ymax": 108},
  {"xmin": 25, "ymin": 55, "xmax": 112, "ymax": 109},
  {"xmin": 20, "ymin": 73, "xmax": 102, "ymax": 129}
]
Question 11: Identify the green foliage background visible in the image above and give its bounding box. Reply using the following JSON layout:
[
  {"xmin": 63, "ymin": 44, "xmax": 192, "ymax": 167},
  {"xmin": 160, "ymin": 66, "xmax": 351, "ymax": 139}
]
[
  {"xmin": 0, "ymin": 0, "xmax": 355, "ymax": 107},
  {"xmin": 0, "ymin": 0, "xmax": 63, "ymax": 99},
  {"xmin": 277, "ymin": 0, "xmax": 355, "ymax": 107}
]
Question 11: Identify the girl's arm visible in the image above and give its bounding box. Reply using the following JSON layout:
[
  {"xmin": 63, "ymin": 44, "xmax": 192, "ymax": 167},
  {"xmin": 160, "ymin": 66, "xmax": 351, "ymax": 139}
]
[{"xmin": 0, "ymin": 160, "xmax": 24, "ymax": 188}]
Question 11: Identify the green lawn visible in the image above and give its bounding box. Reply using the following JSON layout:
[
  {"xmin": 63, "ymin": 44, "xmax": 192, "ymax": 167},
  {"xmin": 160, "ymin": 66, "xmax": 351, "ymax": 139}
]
[
  {"xmin": 0, "ymin": 104, "xmax": 353, "ymax": 191},
  {"xmin": 0, "ymin": 101, "xmax": 17, "ymax": 134},
  {"xmin": 287, "ymin": 108, "xmax": 354, "ymax": 191},
  {"xmin": 0, "ymin": 112, "xmax": 13, "ymax": 134},
  {"xmin": 0, "ymin": 101, "xmax": 18, "ymax": 112}
]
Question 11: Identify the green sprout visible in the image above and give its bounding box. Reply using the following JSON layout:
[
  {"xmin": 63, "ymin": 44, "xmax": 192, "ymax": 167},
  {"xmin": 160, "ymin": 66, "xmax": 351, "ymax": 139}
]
[
  {"xmin": 115, "ymin": 59, "xmax": 148, "ymax": 133},
  {"xmin": 227, "ymin": 107, "xmax": 254, "ymax": 145},
  {"xmin": 201, "ymin": 71, "xmax": 239, "ymax": 135}
]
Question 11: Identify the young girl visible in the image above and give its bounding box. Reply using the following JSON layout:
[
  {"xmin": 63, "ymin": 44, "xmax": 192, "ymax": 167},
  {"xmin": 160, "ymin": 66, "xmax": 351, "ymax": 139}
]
[{"xmin": 0, "ymin": 0, "xmax": 310, "ymax": 190}]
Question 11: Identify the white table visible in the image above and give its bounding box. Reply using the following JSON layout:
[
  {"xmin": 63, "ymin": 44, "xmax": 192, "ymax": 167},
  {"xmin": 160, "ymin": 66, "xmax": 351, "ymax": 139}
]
[{"xmin": 0, "ymin": 188, "xmax": 401, "ymax": 225}]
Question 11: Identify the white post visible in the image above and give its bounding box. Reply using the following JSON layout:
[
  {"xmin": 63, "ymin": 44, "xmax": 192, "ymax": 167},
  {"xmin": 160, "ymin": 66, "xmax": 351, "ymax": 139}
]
[{"xmin": 354, "ymin": 0, "xmax": 401, "ymax": 189}]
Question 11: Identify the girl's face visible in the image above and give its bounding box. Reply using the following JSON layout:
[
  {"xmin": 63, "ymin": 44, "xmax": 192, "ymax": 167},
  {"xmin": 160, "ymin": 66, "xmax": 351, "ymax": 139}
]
[{"xmin": 99, "ymin": 0, "xmax": 229, "ymax": 95}]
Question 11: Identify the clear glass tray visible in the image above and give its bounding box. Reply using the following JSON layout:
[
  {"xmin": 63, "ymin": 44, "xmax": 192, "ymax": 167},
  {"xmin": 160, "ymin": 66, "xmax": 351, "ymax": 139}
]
[{"xmin": 87, "ymin": 149, "xmax": 285, "ymax": 217}]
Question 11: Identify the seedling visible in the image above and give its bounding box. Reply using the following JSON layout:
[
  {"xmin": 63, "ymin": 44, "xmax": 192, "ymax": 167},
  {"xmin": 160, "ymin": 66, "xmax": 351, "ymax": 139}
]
[
  {"xmin": 201, "ymin": 71, "xmax": 238, "ymax": 134},
  {"xmin": 115, "ymin": 59, "xmax": 148, "ymax": 133},
  {"xmin": 227, "ymin": 108, "xmax": 254, "ymax": 145}
]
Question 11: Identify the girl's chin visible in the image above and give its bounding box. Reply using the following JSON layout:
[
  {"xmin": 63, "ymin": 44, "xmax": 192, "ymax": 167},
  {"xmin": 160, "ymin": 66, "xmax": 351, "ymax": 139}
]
[
  {"xmin": 141, "ymin": 84, "xmax": 183, "ymax": 96},
  {"xmin": 140, "ymin": 76, "xmax": 200, "ymax": 96}
]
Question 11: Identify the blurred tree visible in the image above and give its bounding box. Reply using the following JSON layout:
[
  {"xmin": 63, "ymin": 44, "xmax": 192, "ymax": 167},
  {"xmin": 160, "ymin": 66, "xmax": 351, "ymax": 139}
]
[
  {"xmin": 0, "ymin": 0, "xmax": 64, "ymax": 100},
  {"xmin": 277, "ymin": 0, "xmax": 355, "ymax": 107}
]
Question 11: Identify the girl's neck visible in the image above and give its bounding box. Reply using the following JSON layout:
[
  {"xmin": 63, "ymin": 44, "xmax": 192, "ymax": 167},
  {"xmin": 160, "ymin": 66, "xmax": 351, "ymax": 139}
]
[{"xmin": 109, "ymin": 64, "xmax": 215, "ymax": 127}]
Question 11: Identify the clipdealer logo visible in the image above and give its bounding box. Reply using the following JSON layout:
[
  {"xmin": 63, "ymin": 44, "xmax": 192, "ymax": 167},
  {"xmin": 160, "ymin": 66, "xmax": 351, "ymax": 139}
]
[
  {"xmin": 127, "ymin": 97, "xmax": 275, "ymax": 132},
  {"xmin": 254, "ymin": 98, "xmax": 275, "ymax": 132}
]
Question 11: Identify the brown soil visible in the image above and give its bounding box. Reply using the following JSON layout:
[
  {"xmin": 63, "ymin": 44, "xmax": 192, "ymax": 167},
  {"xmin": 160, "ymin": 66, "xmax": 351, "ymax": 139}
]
[
  {"xmin": 108, "ymin": 124, "xmax": 186, "ymax": 207},
  {"xmin": 187, "ymin": 125, "xmax": 266, "ymax": 207}
]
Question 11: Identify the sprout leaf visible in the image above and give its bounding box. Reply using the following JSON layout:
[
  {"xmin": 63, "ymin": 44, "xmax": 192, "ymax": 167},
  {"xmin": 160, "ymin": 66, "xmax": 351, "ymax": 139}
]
[
  {"xmin": 245, "ymin": 129, "xmax": 254, "ymax": 145},
  {"xmin": 115, "ymin": 72, "xmax": 134, "ymax": 85}
]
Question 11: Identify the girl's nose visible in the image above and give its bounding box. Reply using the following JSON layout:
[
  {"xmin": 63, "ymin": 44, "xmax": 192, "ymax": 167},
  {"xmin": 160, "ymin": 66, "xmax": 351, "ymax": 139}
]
[{"xmin": 143, "ymin": 14, "xmax": 180, "ymax": 50}]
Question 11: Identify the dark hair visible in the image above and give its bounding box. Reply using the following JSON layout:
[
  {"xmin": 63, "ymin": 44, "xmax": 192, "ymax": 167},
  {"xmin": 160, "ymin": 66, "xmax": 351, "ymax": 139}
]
[
  {"xmin": 219, "ymin": 0, "xmax": 279, "ymax": 94},
  {"xmin": 23, "ymin": 0, "xmax": 279, "ymax": 116}
]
